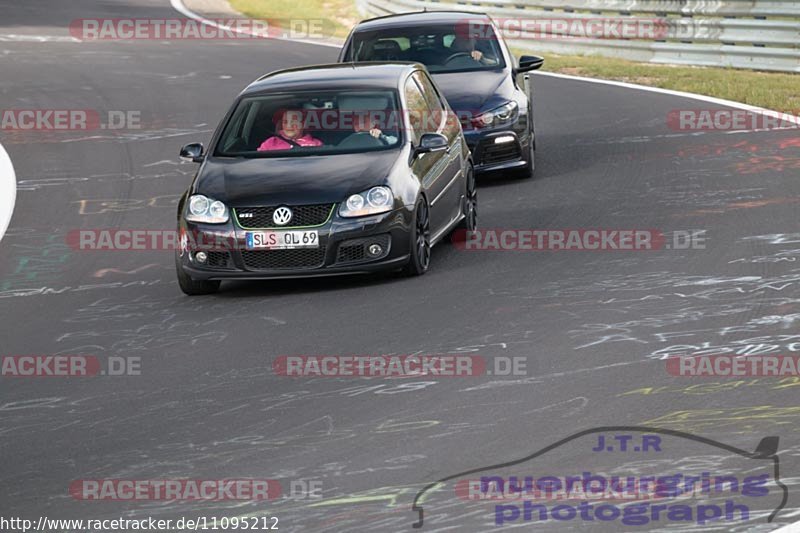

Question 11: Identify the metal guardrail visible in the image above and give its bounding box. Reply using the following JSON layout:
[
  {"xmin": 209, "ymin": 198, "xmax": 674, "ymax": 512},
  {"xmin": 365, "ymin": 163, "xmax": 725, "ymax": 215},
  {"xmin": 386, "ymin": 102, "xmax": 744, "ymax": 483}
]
[{"xmin": 356, "ymin": 0, "xmax": 800, "ymax": 72}]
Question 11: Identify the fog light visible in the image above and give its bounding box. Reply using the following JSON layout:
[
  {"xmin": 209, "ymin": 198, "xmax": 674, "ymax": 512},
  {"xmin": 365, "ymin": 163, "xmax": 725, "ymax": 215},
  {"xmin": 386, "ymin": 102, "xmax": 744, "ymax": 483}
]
[
  {"xmin": 494, "ymin": 135, "xmax": 515, "ymax": 144},
  {"xmin": 367, "ymin": 244, "xmax": 383, "ymax": 257},
  {"xmin": 195, "ymin": 251, "xmax": 208, "ymax": 264}
]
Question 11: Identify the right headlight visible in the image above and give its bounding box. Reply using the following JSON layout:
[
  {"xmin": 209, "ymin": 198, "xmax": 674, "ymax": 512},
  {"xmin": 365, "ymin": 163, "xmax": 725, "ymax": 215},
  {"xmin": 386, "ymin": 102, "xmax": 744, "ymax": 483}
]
[
  {"xmin": 472, "ymin": 101, "xmax": 518, "ymax": 129},
  {"xmin": 185, "ymin": 194, "xmax": 229, "ymax": 224},
  {"xmin": 339, "ymin": 186, "xmax": 394, "ymax": 218}
]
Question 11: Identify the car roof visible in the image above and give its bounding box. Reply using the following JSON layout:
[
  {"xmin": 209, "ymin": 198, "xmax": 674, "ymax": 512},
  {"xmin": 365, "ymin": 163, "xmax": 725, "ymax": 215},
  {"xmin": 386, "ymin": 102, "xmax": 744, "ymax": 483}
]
[
  {"xmin": 243, "ymin": 62, "xmax": 422, "ymax": 94},
  {"xmin": 353, "ymin": 10, "xmax": 493, "ymax": 32}
]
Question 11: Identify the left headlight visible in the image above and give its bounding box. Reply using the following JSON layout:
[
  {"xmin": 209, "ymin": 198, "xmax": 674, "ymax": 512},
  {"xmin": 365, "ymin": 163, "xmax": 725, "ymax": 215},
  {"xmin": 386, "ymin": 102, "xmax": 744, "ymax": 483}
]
[
  {"xmin": 472, "ymin": 101, "xmax": 518, "ymax": 129},
  {"xmin": 339, "ymin": 186, "xmax": 394, "ymax": 218},
  {"xmin": 185, "ymin": 194, "xmax": 229, "ymax": 224}
]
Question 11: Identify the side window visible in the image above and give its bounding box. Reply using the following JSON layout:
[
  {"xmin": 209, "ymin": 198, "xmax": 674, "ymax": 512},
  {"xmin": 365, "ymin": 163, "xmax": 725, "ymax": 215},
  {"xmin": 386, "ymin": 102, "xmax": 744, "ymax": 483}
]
[
  {"xmin": 344, "ymin": 41, "xmax": 357, "ymax": 61},
  {"xmin": 414, "ymin": 72, "xmax": 459, "ymax": 138},
  {"xmin": 412, "ymin": 71, "xmax": 446, "ymax": 133},
  {"xmin": 403, "ymin": 77, "xmax": 427, "ymax": 144},
  {"xmin": 220, "ymin": 101, "xmax": 252, "ymax": 152}
]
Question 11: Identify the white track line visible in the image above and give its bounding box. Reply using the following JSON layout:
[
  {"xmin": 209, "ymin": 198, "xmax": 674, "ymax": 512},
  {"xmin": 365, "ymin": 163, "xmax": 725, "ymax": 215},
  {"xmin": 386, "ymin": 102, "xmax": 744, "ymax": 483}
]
[
  {"xmin": 0, "ymin": 141, "xmax": 17, "ymax": 243},
  {"xmin": 169, "ymin": 0, "xmax": 340, "ymax": 48}
]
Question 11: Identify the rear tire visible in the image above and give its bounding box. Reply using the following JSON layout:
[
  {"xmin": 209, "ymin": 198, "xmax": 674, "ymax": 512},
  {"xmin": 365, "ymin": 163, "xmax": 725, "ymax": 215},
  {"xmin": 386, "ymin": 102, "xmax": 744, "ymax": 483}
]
[
  {"xmin": 402, "ymin": 200, "xmax": 431, "ymax": 276},
  {"xmin": 176, "ymin": 254, "xmax": 220, "ymax": 295}
]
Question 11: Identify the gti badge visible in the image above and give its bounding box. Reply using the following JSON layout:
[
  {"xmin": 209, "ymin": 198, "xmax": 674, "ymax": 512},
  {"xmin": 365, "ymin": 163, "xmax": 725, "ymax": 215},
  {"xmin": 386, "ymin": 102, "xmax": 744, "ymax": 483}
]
[{"xmin": 273, "ymin": 206, "xmax": 293, "ymax": 226}]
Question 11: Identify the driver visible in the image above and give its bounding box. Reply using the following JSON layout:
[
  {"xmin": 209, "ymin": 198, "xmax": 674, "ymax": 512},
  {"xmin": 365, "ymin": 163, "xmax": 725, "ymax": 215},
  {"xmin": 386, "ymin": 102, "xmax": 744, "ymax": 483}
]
[
  {"xmin": 449, "ymin": 36, "xmax": 497, "ymax": 65},
  {"xmin": 258, "ymin": 109, "xmax": 323, "ymax": 151},
  {"xmin": 337, "ymin": 95, "xmax": 398, "ymax": 147},
  {"xmin": 348, "ymin": 111, "xmax": 398, "ymax": 146}
]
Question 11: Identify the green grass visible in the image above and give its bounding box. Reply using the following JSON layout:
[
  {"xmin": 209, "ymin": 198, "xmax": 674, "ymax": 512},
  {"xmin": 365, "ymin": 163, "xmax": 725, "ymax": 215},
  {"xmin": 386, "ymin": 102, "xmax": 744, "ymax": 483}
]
[
  {"xmin": 229, "ymin": 0, "xmax": 359, "ymax": 39},
  {"xmin": 536, "ymin": 52, "xmax": 800, "ymax": 114}
]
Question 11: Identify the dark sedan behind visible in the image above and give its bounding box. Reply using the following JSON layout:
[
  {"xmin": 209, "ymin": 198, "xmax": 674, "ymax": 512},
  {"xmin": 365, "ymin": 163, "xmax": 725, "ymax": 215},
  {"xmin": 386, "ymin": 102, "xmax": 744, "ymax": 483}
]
[{"xmin": 339, "ymin": 11, "xmax": 543, "ymax": 177}]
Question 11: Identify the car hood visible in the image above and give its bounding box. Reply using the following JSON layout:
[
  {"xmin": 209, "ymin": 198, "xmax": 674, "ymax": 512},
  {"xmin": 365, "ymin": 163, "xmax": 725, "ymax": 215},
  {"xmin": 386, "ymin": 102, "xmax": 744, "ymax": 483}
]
[
  {"xmin": 431, "ymin": 69, "xmax": 514, "ymax": 114},
  {"xmin": 194, "ymin": 150, "xmax": 400, "ymax": 207}
]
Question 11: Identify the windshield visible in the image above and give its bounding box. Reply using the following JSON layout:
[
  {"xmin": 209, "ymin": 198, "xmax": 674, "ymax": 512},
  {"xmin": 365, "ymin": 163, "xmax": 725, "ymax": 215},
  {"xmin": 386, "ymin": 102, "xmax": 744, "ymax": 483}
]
[
  {"xmin": 347, "ymin": 24, "xmax": 506, "ymax": 74},
  {"xmin": 214, "ymin": 89, "xmax": 403, "ymax": 157}
]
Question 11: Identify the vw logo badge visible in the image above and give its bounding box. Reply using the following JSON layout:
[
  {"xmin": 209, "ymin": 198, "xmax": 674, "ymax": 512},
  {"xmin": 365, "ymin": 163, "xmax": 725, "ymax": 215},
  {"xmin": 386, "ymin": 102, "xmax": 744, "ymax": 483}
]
[{"xmin": 273, "ymin": 206, "xmax": 293, "ymax": 226}]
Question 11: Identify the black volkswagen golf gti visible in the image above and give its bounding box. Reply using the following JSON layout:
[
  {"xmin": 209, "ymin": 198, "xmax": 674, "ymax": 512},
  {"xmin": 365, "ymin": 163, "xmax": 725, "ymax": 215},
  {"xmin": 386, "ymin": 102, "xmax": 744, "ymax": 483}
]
[
  {"xmin": 175, "ymin": 63, "xmax": 476, "ymax": 295},
  {"xmin": 340, "ymin": 11, "xmax": 543, "ymax": 178}
]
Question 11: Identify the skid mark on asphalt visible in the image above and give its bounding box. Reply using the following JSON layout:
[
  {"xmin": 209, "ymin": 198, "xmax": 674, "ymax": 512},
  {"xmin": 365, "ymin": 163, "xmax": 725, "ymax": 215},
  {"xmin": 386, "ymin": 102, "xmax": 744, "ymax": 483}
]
[
  {"xmin": 677, "ymin": 197, "xmax": 800, "ymax": 217},
  {"xmin": 641, "ymin": 406, "xmax": 800, "ymax": 435},
  {"xmin": 459, "ymin": 360, "xmax": 647, "ymax": 392},
  {"xmin": 618, "ymin": 378, "xmax": 800, "ymax": 399},
  {"xmin": 93, "ymin": 263, "xmax": 161, "ymax": 278},
  {"xmin": 16, "ymin": 168, "xmax": 194, "ymax": 191},
  {"xmin": 0, "ymin": 34, "xmax": 79, "ymax": 42}
]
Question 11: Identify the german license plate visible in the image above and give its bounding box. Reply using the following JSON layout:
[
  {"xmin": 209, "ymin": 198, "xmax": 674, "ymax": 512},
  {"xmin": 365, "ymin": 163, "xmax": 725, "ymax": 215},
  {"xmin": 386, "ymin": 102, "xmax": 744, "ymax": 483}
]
[{"xmin": 245, "ymin": 230, "xmax": 319, "ymax": 250}]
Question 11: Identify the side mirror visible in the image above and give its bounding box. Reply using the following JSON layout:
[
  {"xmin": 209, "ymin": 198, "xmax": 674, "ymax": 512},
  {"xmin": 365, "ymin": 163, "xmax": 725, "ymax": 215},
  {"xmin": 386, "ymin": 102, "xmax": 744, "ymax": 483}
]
[
  {"xmin": 414, "ymin": 133, "xmax": 448, "ymax": 158},
  {"xmin": 180, "ymin": 143, "xmax": 204, "ymax": 163},
  {"xmin": 516, "ymin": 55, "xmax": 544, "ymax": 74}
]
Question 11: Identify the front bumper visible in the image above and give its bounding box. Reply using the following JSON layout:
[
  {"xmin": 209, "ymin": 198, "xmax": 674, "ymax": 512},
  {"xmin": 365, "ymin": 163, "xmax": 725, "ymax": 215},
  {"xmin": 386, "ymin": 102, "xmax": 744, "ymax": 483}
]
[
  {"xmin": 463, "ymin": 121, "xmax": 532, "ymax": 174},
  {"xmin": 178, "ymin": 207, "xmax": 413, "ymax": 281}
]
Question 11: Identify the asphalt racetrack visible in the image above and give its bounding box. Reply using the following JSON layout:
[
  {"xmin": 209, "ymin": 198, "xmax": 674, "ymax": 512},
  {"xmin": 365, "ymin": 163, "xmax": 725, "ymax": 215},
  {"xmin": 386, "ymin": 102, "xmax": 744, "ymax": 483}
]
[{"xmin": 1, "ymin": 1, "xmax": 800, "ymax": 531}]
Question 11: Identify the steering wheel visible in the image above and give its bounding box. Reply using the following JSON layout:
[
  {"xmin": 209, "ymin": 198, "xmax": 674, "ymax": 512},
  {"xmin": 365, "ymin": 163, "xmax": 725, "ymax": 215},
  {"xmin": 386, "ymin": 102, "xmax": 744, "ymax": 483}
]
[
  {"xmin": 443, "ymin": 52, "xmax": 474, "ymax": 64},
  {"xmin": 339, "ymin": 131, "xmax": 384, "ymax": 149}
]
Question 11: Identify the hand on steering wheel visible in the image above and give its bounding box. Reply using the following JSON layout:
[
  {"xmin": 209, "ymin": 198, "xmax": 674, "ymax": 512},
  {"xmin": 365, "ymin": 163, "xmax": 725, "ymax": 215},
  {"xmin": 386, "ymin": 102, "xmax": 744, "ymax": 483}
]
[{"xmin": 443, "ymin": 52, "xmax": 475, "ymax": 64}]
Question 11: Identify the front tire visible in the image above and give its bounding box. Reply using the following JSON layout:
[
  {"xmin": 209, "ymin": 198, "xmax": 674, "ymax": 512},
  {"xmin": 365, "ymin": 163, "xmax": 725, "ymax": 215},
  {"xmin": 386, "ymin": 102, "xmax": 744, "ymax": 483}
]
[
  {"xmin": 175, "ymin": 254, "xmax": 220, "ymax": 295},
  {"xmin": 402, "ymin": 200, "xmax": 431, "ymax": 276},
  {"xmin": 518, "ymin": 133, "xmax": 535, "ymax": 179},
  {"xmin": 456, "ymin": 163, "xmax": 477, "ymax": 231}
]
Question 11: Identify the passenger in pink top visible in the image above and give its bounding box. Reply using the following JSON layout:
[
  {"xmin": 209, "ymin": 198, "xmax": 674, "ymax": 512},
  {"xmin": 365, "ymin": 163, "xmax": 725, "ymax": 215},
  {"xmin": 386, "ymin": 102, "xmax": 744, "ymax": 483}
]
[{"xmin": 258, "ymin": 109, "xmax": 323, "ymax": 151}]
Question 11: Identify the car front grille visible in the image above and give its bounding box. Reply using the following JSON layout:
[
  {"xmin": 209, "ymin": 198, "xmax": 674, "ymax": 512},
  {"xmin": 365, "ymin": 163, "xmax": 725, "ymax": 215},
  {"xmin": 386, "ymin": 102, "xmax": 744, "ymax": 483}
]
[
  {"xmin": 482, "ymin": 141, "xmax": 521, "ymax": 165},
  {"xmin": 234, "ymin": 204, "xmax": 334, "ymax": 229},
  {"xmin": 241, "ymin": 249, "xmax": 326, "ymax": 270},
  {"xmin": 336, "ymin": 234, "xmax": 391, "ymax": 264}
]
